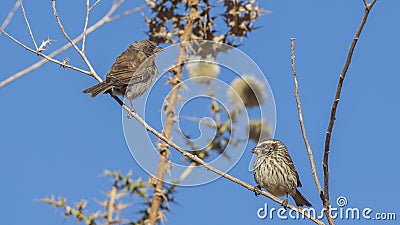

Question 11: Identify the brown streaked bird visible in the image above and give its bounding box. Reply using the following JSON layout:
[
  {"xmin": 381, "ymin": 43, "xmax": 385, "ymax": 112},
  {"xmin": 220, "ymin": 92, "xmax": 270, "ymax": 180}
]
[
  {"xmin": 83, "ymin": 40, "xmax": 162, "ymax": 104},
  {"xmin": 251, "ymin": 138, "xmax": 312, "ymax": 207}
]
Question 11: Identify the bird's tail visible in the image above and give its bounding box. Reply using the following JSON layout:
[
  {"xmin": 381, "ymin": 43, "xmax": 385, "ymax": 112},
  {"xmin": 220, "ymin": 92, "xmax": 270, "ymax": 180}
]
[
  {"xmin": 82, "ymin": 82, "xmax": 113, "ymax": 97},
  {"xmin": 292, "ymin": 189, "xmax": 312, "ymax": 207}
]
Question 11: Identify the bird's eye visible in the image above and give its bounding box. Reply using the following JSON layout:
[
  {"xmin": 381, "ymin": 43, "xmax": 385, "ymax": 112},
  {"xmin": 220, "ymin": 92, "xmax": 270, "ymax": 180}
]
[{"xmin": 260, "ymin": 143, "xmax": 267, "ymax": 149}]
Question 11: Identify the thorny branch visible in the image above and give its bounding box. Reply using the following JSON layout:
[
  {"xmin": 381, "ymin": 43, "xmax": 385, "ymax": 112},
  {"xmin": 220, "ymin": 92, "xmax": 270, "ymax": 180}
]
[
  {"xmin": 147, "ymin": 0, "xmax": 201, "ymax": 222},
  {"xmin": 0, "ymin": 1, "xmax": 146, "ymax": 88},
  {"xmin": 0, "ymin": 29, "xmax": 91, "ymax": 75}
]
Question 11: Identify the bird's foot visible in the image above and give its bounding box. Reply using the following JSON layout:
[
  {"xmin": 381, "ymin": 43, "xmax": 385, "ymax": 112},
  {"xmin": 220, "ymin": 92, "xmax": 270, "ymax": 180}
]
[
  {"xmin": 254, "ymin": 185, "xmax": 261, "ymax": 197},
  {"xmin": 127, "ymin": 108, "xmax": 135, "ymax": 119},
  {"xmin": 127, "ymin": 101, "xmax": 135, "ymax": 119},
  {"xmin": 281, "ymin": 198, "xmax": 288, "ymax": 209}
]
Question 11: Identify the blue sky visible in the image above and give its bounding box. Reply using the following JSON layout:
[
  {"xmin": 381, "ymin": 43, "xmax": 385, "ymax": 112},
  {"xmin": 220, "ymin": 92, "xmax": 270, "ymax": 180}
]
[{"xmin": 1, "ymin": 0, "xmax": 399, "ymax": 225}]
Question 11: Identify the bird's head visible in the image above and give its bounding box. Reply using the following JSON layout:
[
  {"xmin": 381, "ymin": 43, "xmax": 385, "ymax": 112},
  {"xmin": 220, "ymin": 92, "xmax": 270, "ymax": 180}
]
[
  {"xmin": 250, "ymin": 138, "xmax": 278, "ymax": 155},
  {"xmin": 137, "ymin": 40, "xmax": 163, "ymax": 56}
]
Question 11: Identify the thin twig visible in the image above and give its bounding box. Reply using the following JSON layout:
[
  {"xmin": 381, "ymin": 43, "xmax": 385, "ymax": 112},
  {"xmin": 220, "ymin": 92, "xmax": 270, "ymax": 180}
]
[
  {"xmin": 290, "ymin": 38, "xmax": 323, "ymax": 197},
  {"xmin": 0, "ymin": 28, "xmax": 90, "ymax": 75},
  {"xmin": 0, "ymin": 0, "xmax": 20, "ymax": 30},
  {"xmin": 51, "ymin": 0, "xmax": 82, "ymax": 56},
  {"xmin": 323, "ymin": 1, "xmax": 377, "ymax": 225},
  {"xmin": 52, "ymin": 0, "xmax": 99, "ymax": 80},
  {"xmin": 19, "ymin": 0, "xmax": 38, "ymax": 50},
  {"xmin": 109, "ymin": 6, "xmax": 143, "ymax": 22},
  {"xmin": 0, "ymin": 3, "xmax": 146, "ymax": 88},
  {"xmin": 81, "ymin": 0, "xmax": 90, "ymax": 52},
  {"xmin": 89, "ymin": 0, "xmax": 102, "ymax": 12},
  {"xmin": 109, "ymin": 94, "xmax": 325, "ymax": 225}
]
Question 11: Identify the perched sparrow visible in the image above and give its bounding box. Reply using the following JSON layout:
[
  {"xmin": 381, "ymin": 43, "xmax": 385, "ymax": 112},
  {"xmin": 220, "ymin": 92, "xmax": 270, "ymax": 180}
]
[
  {"xmin": 251, "ymin": 138, "xmax": 312, "ymax": 207},
  {"xmin": 83, "ymin": 40, "xmax": 162, "ymax": 103}
]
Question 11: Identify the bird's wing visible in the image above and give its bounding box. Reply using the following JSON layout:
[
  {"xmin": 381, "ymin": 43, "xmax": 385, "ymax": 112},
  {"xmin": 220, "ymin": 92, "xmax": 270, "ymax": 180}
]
[
  {"xmin": 105, "ymin": 49, "xmax": 150, "ymax": 84},
  {"xmin": 289, "ymin": 159, "xmax": 302, "ymax": 188},
  {"xmin": 129, "ymin": 57, "xmax": 159, "ymax": 84},
  {"xmin": 277, "ymin": 141, "xmax": 302, "ymax": 188}
]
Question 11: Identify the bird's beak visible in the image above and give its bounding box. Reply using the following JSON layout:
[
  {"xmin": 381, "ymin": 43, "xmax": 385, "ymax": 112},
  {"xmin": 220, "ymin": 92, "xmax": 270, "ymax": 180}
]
[
  {"xmin": 155, "ymin": 46, "xmax": 163, "ymax": 52},
  {"xmin": 250, "ymin": 147, "xmax": 256, "ymax": 154}
]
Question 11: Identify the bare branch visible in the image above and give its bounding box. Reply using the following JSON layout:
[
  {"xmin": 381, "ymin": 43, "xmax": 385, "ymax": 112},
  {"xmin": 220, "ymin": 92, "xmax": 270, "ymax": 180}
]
[
  {"xmin": 82, "ymin": 0, "xmax": 90, "ymax": 52},
  {"xmin": 51, "ymin": 0, "xmax": 81, "ymax": 55},
  {"xmin": 52, "ymin": 0, "xmax": 100, "ymax": 81},
  {"xmin": 19, "ymin": 0, "xmax": 38, "ymax": 50},
  {"xmin": 109, "ymin": 94, "xmax": 326, "ymax": 225},
  {"xmin": 0, "ymin": 28, "xmax": 90, "ymax": 75},
  {"xmin": 0, "ymin": 3, "xmax": 145, "ymax": 89},
  {"xmin": 0, "ymin": 0, "xmax": 20, "ymax": 30},
  {"xmin": 109, "ymin": 4, "xmax": 146, "ymax": 22},
  {"xmin": 89, "ymin": 0, "xmax": 102, "ymax": 12},
  {"xmin": 363, "ymin": 0, "xmax": 368, "ymax": 7},
  {"xmin": 290, "ymin": 38, "xmax": 323, "ymax": 198},
  {"xmin": 323, "ymin": 0, "xmax": 377, "ymax": 224}
]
